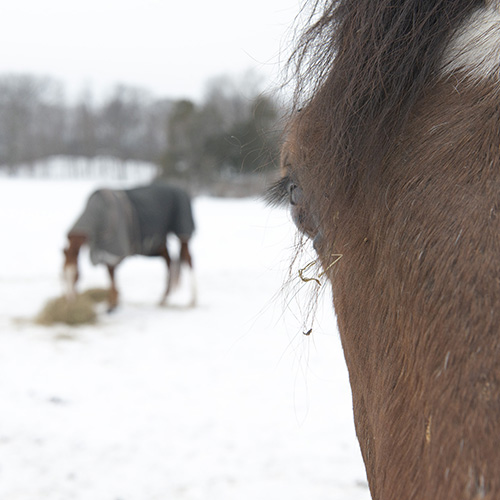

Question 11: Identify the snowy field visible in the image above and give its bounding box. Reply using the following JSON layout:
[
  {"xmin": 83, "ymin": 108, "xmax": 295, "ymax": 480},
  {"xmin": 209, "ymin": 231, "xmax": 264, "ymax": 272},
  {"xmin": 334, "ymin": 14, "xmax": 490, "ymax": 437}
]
[{"xmin": 0, "ymin": 176, "xmax": 370, "ymax": 500}]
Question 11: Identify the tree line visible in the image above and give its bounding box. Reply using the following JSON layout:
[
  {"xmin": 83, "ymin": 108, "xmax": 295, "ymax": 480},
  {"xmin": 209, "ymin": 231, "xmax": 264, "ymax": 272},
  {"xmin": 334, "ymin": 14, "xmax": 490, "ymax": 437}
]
[{"xmin": 0, "ymin": 73, "xmax": 283, "ymax": 185}]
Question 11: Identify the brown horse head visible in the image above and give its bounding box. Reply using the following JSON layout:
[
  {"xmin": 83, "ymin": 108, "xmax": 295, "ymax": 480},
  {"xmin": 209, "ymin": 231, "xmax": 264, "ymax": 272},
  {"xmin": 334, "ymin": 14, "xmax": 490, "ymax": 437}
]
[{"xmin": 273, "ymin": 1, "xmax": 500, "ymax": 498}]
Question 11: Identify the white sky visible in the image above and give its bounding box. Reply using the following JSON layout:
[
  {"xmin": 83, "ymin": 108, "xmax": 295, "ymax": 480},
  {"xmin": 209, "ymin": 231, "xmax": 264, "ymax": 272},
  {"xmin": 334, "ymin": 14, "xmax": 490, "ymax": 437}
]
[{"xmin": 1, "ymin": 0, "xmax": 301, "ymax": 102}]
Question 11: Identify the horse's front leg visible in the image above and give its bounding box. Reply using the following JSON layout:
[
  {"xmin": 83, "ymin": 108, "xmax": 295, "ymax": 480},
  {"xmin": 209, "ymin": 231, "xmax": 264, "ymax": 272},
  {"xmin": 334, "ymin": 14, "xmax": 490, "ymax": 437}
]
[
  {"xmin": 106, "ymin": 264, "xmax": 119, "ymax": 312},
  {"xmin": 62, "ymin": 234, "xmax": 86, "ymax": 301}
]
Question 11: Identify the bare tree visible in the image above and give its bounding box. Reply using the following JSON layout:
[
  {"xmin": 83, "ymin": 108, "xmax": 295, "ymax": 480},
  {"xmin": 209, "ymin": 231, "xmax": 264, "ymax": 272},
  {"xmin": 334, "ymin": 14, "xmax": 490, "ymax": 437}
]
[{"xmin": 0, "ymin": 74, "xmax": 65, "ymax": 172}]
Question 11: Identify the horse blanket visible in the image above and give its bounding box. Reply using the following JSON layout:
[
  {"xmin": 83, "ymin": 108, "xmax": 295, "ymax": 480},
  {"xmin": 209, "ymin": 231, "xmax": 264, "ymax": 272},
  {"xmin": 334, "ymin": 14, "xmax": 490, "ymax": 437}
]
[{"xmin": 68, "ymin": 183, "xmax": 195, "ymax": 266}]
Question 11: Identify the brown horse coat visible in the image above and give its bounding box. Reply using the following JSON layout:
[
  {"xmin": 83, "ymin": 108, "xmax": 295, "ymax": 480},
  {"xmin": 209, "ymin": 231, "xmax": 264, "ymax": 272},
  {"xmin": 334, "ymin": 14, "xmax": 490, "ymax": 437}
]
[{"xmin": 273, "ymin": 1, "xmax": 500, "ymax": 498}]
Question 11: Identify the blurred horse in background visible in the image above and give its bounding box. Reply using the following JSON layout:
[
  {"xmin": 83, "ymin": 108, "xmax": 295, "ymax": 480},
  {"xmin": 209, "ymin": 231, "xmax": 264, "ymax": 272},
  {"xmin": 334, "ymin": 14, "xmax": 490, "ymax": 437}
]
[
  {"xmin": 63, "ymin": 182, "xmax": 196, "ymax": 311},
  {"xmin": 270, "ymin": 1, "xmax": 500, "ymax": 498}
]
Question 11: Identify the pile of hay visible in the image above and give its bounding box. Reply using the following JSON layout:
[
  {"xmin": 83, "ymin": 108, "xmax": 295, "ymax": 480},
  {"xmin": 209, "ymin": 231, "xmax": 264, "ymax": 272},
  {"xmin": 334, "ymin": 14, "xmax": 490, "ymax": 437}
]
[{"xmin": 36, "ymin": 288, "xmax": 109, "ymax": 326}]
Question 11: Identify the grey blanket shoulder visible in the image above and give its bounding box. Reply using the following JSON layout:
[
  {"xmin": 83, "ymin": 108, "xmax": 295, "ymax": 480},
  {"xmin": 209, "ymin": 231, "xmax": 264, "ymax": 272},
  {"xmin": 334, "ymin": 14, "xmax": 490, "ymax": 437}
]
[{"xmin": 68, "ymin": 189, "xmax": 140, "ymax": 266}]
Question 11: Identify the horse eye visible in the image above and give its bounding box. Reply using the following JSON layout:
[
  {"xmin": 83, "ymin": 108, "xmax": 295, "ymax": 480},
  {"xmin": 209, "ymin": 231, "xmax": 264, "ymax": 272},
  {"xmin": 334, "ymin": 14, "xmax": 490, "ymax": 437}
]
[
  {"xmin": 289, "ymin": 183, "xmax": 303, "ymax": 206},
  {"xmin": 266, "ymin": 175, "xmax": 304, "ymax": 208},
  {"xmin": 266, "ymin": 175, "xmax": 292, "ymax": 207}
]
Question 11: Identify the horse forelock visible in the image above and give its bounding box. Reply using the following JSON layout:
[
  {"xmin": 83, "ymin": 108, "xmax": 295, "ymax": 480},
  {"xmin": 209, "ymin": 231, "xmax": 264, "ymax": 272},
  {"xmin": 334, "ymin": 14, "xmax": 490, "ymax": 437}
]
[{"xmin": 289, "ymin": 0, "xmax": 487, "ymax": 191}]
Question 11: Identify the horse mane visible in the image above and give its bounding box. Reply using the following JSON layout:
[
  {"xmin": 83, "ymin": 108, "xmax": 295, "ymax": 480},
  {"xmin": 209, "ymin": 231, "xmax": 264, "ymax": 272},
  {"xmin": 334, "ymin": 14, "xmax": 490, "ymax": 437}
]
[{"xmin": 289, "ymin": 0, "xmax": 486, "ymax": 188}]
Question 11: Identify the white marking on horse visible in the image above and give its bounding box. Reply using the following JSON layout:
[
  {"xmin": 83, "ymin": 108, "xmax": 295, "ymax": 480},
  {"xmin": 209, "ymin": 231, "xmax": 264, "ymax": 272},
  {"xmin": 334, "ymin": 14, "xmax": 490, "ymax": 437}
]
[
  {"xmin": 443, "ymin": 3, "xmax": 500, "ymax": 78},
  {"xmin": 189, "ymin": 266, "xmax": 198, "ymax": 308},
  {"xmin": 63, "ymin": 264, "xmax": 78, "ymax": 301}
]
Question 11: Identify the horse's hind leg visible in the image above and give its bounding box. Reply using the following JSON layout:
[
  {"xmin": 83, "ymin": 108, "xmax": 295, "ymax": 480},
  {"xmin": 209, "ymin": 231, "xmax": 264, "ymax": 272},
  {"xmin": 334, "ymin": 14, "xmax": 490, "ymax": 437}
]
[
  {"xmin": 106, "ymin": 264, "xmax": 119, "ymax": 312},
  {"xmin": 180, "ymin": 240, "xmax": 197, "ymax": 307},
  {"xmin": 159, "ymin": 244, "xmax": 175, "ymax": 306},
  {"xmin": 159, "ymin": 240, "xmax": 196, "ymax": 307}
]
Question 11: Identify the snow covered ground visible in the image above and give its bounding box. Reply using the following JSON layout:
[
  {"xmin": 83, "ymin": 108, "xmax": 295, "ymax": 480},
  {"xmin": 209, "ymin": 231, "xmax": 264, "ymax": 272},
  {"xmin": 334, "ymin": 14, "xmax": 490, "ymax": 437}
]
[{"xmin": 0, "ymin": 176, "xmax": 370, "ymax": 500}]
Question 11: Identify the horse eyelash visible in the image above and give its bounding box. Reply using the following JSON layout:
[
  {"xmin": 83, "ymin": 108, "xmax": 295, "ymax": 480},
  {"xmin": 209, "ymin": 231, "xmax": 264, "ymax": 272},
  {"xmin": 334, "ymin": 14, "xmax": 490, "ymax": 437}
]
[{"xmin": 265, "ymin": 175, "xmax": 292, "ymax": 207}]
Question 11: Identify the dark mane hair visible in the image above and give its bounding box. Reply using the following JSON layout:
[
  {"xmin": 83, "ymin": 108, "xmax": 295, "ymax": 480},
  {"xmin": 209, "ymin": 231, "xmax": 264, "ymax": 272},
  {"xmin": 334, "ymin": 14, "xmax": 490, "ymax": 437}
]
[{"xmin": 289, "ymin": 0, "xmax": 485, "ymax": 187}]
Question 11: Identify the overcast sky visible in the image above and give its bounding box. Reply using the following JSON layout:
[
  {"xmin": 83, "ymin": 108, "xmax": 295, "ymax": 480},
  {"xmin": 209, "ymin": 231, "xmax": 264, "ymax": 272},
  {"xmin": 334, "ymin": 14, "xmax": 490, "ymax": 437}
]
[{"xmin": 1, "ymin": 0, "xmax": 301, "ymax": 101}]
